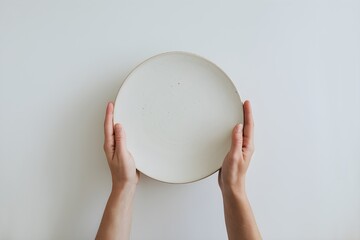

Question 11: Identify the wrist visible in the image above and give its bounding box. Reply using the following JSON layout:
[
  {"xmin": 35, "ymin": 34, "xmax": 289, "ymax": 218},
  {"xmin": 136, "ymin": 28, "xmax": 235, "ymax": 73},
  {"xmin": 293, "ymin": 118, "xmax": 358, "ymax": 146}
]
[
  {"xmin": 111, "ymin": 182, "xmax": 137, "ymax": 195},
  {"xmin": 112, "ymin": 176, "xmax": 138, "ymax": 189},
  {"xmin": 221, "ymin": 181, "xmax": 247, "ymax": 201}
]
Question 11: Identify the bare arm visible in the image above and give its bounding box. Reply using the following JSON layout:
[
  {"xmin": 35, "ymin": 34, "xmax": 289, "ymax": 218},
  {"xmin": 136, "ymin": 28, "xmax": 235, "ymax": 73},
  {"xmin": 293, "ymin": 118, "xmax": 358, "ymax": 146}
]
[
  {"xmin": 219, "ymin": 100, "xmax": 261, "ymax": 240},
  {"xmin": 96, "ymin": 102, "xmax": 140, "ymax": 240}
]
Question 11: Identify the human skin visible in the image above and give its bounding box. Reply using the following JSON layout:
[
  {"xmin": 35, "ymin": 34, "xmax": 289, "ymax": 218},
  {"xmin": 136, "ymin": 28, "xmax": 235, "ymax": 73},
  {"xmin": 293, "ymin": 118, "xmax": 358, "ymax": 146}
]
[
  {"xmin": 218, "ymin": 100, "xmax": 262, "ymax": 240},
  {"xmin": 96, "ymin": 102, "xmax": 139, "ymax": 240},
  {"xmin": 96, "ymin": 100, "xmax": 261, "ymax": 240}
]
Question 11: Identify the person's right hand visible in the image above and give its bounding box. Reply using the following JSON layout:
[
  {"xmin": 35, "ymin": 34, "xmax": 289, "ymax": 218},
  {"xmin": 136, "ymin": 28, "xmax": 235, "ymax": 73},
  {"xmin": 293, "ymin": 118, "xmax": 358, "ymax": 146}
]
[{"xmin": 218, "ymin": 100, "xmax": 254, "ymax": 196}]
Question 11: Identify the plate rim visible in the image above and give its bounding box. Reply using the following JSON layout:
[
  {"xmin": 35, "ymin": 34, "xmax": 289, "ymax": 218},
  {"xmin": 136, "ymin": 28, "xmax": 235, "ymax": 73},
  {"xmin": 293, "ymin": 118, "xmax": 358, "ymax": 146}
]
[{"xmin": 113, "ymin": 51, "xmax": 243, "ymax": 184}]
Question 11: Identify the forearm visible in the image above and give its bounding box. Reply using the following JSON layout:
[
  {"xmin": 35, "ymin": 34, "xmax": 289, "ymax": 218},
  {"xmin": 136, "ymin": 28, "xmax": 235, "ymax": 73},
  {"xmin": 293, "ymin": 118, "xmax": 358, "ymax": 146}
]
[
  {"xmin": 96, "ymin": 184, "xmax": 136, "ymax": 240},
  {"xmin": 222, "ymin": 188, "xmax": 261, "ymax": 240}
]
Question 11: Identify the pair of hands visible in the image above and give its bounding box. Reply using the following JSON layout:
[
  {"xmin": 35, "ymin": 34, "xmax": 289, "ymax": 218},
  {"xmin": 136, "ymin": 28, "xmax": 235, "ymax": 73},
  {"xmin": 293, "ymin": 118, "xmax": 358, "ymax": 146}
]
[{"xmin": 103, "ymin": 101, "xmax": 254, "ymax": 193}]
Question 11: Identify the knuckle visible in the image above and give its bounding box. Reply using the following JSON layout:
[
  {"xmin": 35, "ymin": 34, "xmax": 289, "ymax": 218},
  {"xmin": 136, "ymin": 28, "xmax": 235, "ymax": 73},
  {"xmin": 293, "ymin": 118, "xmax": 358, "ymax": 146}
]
[
  {"xmin": 114, "ymin": 134, "xmax": 123, "ymax": 142},
  {"xmin": 114, "ymin": 135, "xmax": 120, "ymax": 141},
  {"xmin": 234, "ymin": 133, "xmax": 242, "ymax": 140},
  {"xmin": 115, "ymin": 129, "xmax": 125, "ymax": 142},
  {"xmin": 233, "ymin": 135, "xmax": 243, "ymax": 145},
  {"xmin": 229, "ymin": 151, "xmax": 241, "ymax": 161},
  {"xmin": 103, "ymin": 143, "xmax": 112, "ymax": 151}
]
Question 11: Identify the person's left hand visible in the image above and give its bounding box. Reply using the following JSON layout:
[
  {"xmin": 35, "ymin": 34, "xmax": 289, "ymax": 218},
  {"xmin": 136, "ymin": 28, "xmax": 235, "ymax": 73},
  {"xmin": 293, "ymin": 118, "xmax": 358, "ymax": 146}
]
[
  {"xmin": 218, "ymin": 100, "xmax": 254, "ymax": 196},
  {"xmin": 103, "ymin": 102, "xmax": 139, "ymax": 188}
]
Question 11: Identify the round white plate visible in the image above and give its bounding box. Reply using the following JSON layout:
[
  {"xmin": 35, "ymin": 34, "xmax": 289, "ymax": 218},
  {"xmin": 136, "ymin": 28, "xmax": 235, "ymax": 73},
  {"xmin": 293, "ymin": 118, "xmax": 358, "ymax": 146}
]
[{"xmin": 114, "ymin": 52, "xmax": 243, "ymax": 183}]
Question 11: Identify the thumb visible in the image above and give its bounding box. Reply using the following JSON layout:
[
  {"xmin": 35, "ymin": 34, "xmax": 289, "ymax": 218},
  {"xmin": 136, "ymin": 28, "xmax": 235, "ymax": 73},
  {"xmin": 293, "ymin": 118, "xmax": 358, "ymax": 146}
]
[
  {"xmin": 229, "ymin": 124, "xmax": 243, "ymax": 159},
  {"xmin": 114, "ymin": 123, "xmax": 127, "ymax": 155}
]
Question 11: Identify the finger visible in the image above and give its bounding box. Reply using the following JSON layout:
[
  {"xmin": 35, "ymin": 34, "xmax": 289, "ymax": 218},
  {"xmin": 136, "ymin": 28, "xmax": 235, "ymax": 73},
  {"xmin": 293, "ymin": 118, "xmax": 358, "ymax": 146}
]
[
  {"xmin": 114, "ymin": 123, "xmax": 127, "ymax": 155},
  {"xmin": 229, "ymin": 123, "xmax": 243, "ymax": 159},
  {"xmin": 104, "ymin": 102, "xmax": 115, "ymax": 153},
  {"xmin": 243, "ymin": 100, "xmax": 254, "ymax": 150}
]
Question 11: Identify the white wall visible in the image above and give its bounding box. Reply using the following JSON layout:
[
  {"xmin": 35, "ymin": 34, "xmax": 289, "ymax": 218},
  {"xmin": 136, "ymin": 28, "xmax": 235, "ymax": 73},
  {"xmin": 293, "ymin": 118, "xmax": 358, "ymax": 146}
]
[{"xmin": 1, "ymin": 0, "xmax": 359, "ymax": 239}]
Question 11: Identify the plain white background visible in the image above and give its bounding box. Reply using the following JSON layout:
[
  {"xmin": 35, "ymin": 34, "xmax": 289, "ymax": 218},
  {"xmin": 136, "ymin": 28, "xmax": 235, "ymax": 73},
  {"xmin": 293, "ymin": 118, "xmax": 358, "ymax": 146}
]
[{"xmin": 0, "ymin": 0, "xmax": 359, "ymax": 239}]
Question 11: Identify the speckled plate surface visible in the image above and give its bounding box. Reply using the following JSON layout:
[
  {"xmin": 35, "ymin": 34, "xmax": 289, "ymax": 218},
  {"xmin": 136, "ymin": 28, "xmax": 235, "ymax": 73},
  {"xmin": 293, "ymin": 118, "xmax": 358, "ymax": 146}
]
[{"xmin": 114, "ymin": 52, "xmax": 243, "ymax": 183}]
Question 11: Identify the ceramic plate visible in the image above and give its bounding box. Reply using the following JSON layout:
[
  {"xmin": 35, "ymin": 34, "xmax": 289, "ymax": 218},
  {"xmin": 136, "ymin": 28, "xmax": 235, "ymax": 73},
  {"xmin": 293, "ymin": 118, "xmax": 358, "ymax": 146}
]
[{"xmin": 114, "ymin": 52, "xmax": 243, "ymax": 183}]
